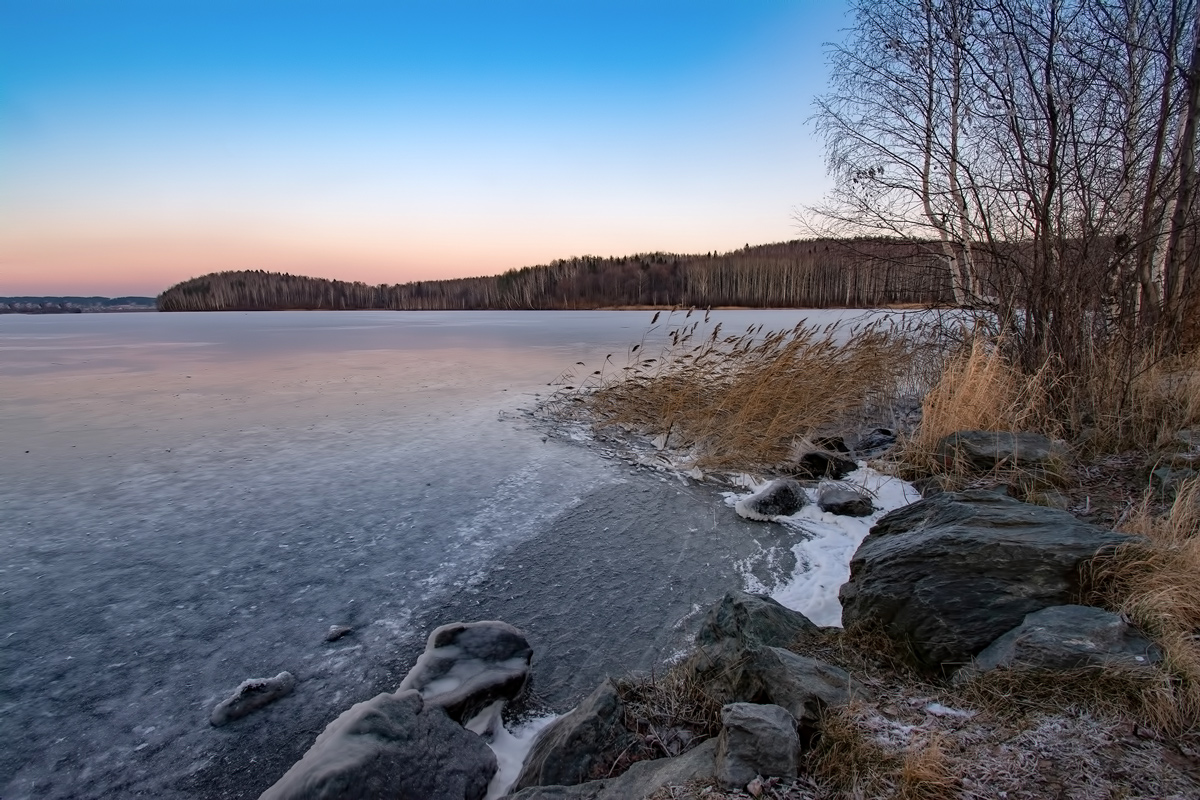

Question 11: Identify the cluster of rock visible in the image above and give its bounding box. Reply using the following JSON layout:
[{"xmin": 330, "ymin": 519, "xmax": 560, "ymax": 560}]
[
  {"xmin": 840, "ymin": 489, "xmax": 1159, "ymax": 675},
  {"xmin": 509, "ymin": 592, "xmax": 854, "ymax": 798},
  {"xmin": 735, "ymin": 476, "xmax": 877, "ymax": 521},
  {"xmin": 259, "ymin": 621, "xmax": 534, "ymax": 800},
  {"xmin": 844, "ymin": 429, "xmax": 1160, "ymax": 678},
  {"xmin": 504, "ymin": 448, "xmax": 1164, "ymax": 797},
  {"xmin": 235, "ymin": 427, "xmax": 1167, "ymax": 799}
]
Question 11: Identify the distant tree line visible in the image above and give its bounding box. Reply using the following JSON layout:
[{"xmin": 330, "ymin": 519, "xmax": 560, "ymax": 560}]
[
  {"xmin": 0, "ymin": 296, "xmax": 157, "ymax": 314},
  {"xmin": 156, "ymin": 238, "xmax": 955, "ymax": 311}
]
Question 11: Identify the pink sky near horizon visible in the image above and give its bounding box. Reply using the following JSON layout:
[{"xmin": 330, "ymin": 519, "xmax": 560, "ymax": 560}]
[{"xmin": 0, "ymin": 1, "xmax": 842, "ymax": 297}]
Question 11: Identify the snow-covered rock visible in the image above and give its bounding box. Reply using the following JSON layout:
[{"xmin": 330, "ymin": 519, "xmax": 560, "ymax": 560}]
[
  {"xmin": 209, "ymin": 671, "xmax": 295, "ymax": 727},
  {"xmin": 734, "ymin": 479, "xmax": 808, "ymax": 521},
  {"xmin": 259, "ymin": 690, "xmax": 496, "ymax": 800},
  {"xmin": 817, "ymin": 486, "xmax": 874, "ymax": 517},
  {"xmin": 398, "ymin": 620, "xmax": 533, "ymax": 723}
]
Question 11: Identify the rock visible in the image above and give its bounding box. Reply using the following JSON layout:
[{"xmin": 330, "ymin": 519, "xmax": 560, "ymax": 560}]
[
  {"xmin": 817, "ymin": 486, "xmax": 874, "ymax": 517},
  {"xmin": 935, "ymin": 430, "xmax": 1067, "ymax": 472},
  {"xmin": 259, "ymin": 690, "xmax": 495, "ymax": 800},
  {"xmin": 508, "ymin": 739, "xmax": 717, "ymax": 800},
  {"xmin": 1145, "ymin": 438, "xmax": 1200, "ymax": 498},
  {"xmin": 397, "ymin": 620, "xmax": 532, "ymax": 723},
  {"xmin": 746, "ymin": 648, "xmax": 858, "ymax": 725},
  {"xmin": 695, "ymin": 591, "xmax": 819, "ymax": 649},
  {"xmin": 1150, "ymin": 465, "xmax": 1199, "ymax": 497},
  {"xmin": 513, "ymin": 679, "xmax": 635, "ymax": 790},
  {"xmin": 1174, "ymin": 429, "xmax": 1200, "ymax": 450},
  {"xmin": 1023, "ymin": 490, "xmax": 1072, "ymax": 510},
  {"xmin": 324, "ymin": 625, "xmax": 353, "ymax": 642},
  {"xmin": 912, "ymin": 474, "xmax": 949, "ymax": 498},
  {"xmin": 956, "ymin": 605, "xmax": 1161, "ymax": 681},
  {"xmin": 840, "ymin": 490, "xmax": 1130, "ymax": 671},
  {"xmin": 854, "ymin": 427, "xmax": 897, "ymax": 456},
  {"xmin": 735, "ymin": 479, "xmax": 808, "ymax": 521},
  {"xmin": 793, "ymin": 451, "xmax": 859, "ymax": 480},
  {"xmin": 715, "ymin": 703, "xmax": 799, "ymax": 790},
  {"xmin": 210, "ymin": 671, "xmax": 296, "ymax": 727},
  {"xmin": 812, "ymin": 435, "xmax": 851, "ymax": 453},
  {"xmin": 688, "ymin": 643, "xmax": 857, "ymax": 726}
]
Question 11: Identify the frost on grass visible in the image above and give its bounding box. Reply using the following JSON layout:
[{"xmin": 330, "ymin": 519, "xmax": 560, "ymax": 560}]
[{"xmin": 725, "ymin": 466, "xmax": 920, "ymax": 627}]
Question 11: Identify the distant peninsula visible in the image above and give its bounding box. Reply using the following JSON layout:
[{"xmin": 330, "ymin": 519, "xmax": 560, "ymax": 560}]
[
  {"xmin": 156, "ymin": 238, "xmax": 950, "ymax": 312},
  {"xmin": 0, "ymin": 296, "xmax": 157, "ymax": 314}
]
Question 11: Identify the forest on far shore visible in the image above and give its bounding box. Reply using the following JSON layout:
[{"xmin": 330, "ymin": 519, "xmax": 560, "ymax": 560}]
[{"xmin": 155, "ymin": 238, "xmax": 955, "ymax": 312}]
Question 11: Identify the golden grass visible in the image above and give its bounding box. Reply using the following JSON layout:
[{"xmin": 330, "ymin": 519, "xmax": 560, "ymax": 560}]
[
  {"xmin": 894, "ymin": 338, "xmax": 1062, "ymax": 479},
  {"xmin": 955, "ymin": 664, "xmax": 1179, "ymax": 732},
  {"xmin": 616, "ymin": 662, "xmax": 725, "ymax": 743},
  {"xmin": 808, "ymin": 705, "xmax": 959, "ymax": 800},
  {"xmin": 1088, "ymin": 477, "xmax": 1200, "ymax": 732},
  {"xmin": 897, "ymin": 735, "xmax": 958, "ymax": 800},
  {"xmin": 808, "ymin": 703, "xmax": 895, "ymax": 793},
  {"xmin": 550, "ymin": 310, "xmax": 923, "ymax": 473}
]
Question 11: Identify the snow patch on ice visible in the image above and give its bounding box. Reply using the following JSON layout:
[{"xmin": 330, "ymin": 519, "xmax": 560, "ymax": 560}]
[{"xmin": 728, "ymin": 466, "xmax": 920, "ymax": 627}]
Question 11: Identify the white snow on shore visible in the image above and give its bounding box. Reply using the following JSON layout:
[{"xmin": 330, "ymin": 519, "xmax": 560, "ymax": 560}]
[
  {"xmin": 483, "ymin": 713, "xmax": 560, "ymax": 800},
  {"xmin": 725, "ymin": 466, "xmax": 921, "ymax": 627}
]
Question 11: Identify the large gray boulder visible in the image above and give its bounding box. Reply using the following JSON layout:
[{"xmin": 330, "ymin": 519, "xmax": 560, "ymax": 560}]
[
  {"xmin": 735, "ymin": 479, "xmax": 808, "ymax": 521},
  {"xmin": 508, "ymin": 739, "xmax": 717, "ymax": 800},
  {"xmin": 695, "ymin": 591, "xmax": 820, "ymax": 649},
  {"xmin": 512, "ymin": 679, "xmax": 635, "ymax": 791},
  {"xmin": 956, "ymin": 605, "xmax": 1161, "ymax": 681},
  {"xmin": 687, "ymin": 643, "xmax": 857, "ymax": 726},
  {"xmin": 258, "ymin": 690, "xmax": 496, "ymax": 800},
  {"xmin": 397, "ymin": 620, "xmax": 532, "ymax": 723},
  {"xmin": 935, "ymin": 430, "xmax": 1067, "ymax": 472},
  {"xmin": 840, "ymin": 491, "xmax": 1129, "ymax": 671},
  {"xmin": 715, "ymin": 703, "xmax": 798, "ymax": 790}
]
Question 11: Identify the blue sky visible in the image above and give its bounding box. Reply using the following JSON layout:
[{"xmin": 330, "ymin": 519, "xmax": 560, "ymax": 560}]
[{"xmin": 0, "ymin": 1, "xmax": 850, "ymax": 295}]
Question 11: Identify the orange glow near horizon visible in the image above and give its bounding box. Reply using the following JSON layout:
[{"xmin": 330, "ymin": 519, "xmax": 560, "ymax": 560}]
[{"xmin": 0, "ymin": 3, "xmax": 840, "ymax": 298}]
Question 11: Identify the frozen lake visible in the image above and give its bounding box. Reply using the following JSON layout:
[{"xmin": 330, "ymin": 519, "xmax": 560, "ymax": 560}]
[{"xmin": 2, "ymin": 308, "xmax": 888, "ymax": 799}]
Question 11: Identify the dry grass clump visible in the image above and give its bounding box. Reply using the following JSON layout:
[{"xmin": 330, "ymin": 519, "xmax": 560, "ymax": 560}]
[
  {"xmin": 1089, "ymin": 477, "xmax": 1200, "ymax": 732},
  {"xmin": 954, "ymin": 665, "xmax": 1179, "ymax": 733},
  {"xmin": 1072, "ymin": 342, "xmax": 1200, "ymax": 453},
  {"xmin": 897, "ymin": 735, "xmax": 958, "ymax": 800},
  {"xmin": 895, "ymin": 338, "xmax": 1061, "ymax": 477},
  {"xmin": 808, "ymin": 705, "xmax": 958, "ymax": 799},
  {"xmin": 549, "ymin": 310, "xmax": 924, "ymax": 473},
  {"xmin": 616, "ymin": 662, "xmax": 725, "ymax": 750},
  {"xmin": 787, "ymin": 622, "xmax": 921, "ymax": 682}
]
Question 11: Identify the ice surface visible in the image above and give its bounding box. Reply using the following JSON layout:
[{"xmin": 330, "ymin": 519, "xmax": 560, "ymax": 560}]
[
  {"xmin": 727, "ymin": 467, "xmax": 921, "ymax": 627},
  {"xmin": 1, "ymin": 310, "xmax": 873, "ymax": 800}
]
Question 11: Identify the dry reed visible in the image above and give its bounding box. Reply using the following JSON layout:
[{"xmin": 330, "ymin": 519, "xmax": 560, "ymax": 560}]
[
  {"xmin": 548, "ymin": 310, "xmax": 924, "ymax": 473},
  {"xmin": 895, "ymin": 338, "xmax": 1061, "ymax": 479},
  {"xmin": 1088, "ymin": 477, "xmax": 1200, "ymax": 732}
]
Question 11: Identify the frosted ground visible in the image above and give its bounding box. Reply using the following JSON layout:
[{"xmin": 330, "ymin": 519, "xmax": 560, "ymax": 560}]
[{"xmin": 0, "ymin": 309, "xmax": 915, "ymax": 799}]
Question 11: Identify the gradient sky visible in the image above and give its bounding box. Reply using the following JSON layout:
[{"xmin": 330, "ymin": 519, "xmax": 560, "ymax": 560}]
[{"xmin": 0, "ymin": 1, "xmax": 849, "ymax": 296}]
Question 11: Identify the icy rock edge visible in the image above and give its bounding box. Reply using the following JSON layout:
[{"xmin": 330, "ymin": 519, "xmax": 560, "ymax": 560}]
[{"xmin": 259, "ymin": 620, "xmax": 545, "ymax": 800}]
